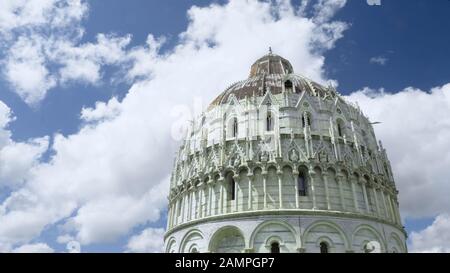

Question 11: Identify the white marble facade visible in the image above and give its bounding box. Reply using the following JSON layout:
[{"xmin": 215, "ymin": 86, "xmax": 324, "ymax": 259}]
[{"xmin": 164, "ymin": 52, "xmax": 407, "ymax": 253}]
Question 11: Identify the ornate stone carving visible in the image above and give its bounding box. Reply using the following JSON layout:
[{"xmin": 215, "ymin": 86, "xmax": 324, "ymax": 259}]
[{"xmin": 165, "ymin": 52, "xmax": 404, "ymax": 253}]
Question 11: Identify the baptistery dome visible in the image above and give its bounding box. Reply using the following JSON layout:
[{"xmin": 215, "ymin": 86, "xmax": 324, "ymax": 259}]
[{"xmin": 164, "ymin": 51, "xmax": 407, "ymax": 253}]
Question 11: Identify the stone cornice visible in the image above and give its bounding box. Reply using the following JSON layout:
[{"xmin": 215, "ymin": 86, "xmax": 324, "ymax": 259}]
[{"xmin": 164, "ymin": 209, "xmax": 406, "ymax": 240}]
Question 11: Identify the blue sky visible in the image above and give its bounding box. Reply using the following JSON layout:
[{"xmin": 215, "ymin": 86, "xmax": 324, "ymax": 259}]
[
  {"xmin": 0, "ymin": 0, "xmax": 449, "ymax": 253},
  {"xmin": 4, "ymin": 0, "xmax": 450, "ymax": 140}
]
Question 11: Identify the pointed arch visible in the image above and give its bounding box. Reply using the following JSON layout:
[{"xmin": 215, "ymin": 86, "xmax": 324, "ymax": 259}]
[{"xmin": 266, "ymin": 111, "xmax": 274, "ymax": 131}]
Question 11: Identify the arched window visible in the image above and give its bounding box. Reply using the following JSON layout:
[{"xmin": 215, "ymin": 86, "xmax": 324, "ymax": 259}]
[
  {"xmin": 302, "ymin": 113, "xmax": 312, "ymax": 128},
  {"xmin": 337, "ymin": 120, "xmax": 344, "ymax": 137},
  {"xmin": 266, "ymin": 112, "xmax": 273, "ymax": 131},
  {"xmin": 191, "ymin": 247, "xmax": 199, "ymax": 253},
  {"xmin": 320, "ymin": 242, "xmax": 329, "ymax": 253},
  {"xmin": 230, "ymin": 177, "xmax": 236, "ymax": 201},
  {"xmin": 284, "ymin": 80, "xmax": 293, "ymax": 91},
  {"xmin": 232, "ymin": 118, "xmax": 238, "ymax": 138},
  {"xmin": 297, "ymin": 173, "xmax": 307, "ymax": 196},
  {"xmin": 271, "ymin": 242, "xmax": 280, "ymax": 253}
]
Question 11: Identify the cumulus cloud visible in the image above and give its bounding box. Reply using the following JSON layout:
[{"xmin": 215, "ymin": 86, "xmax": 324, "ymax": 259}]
[
  {"xmin": 409, "ymin": 214, "xmax": 450, "ymax": 253},
  {"xmin": 81, "ymin": 97, "xmax": 122, "ymax": 123},
  {"xmin": 2, "ymin": 33, "xmax": 131, "ymax": 105},
  {"xmin": 309, "ymin": 0, "xmax": 347, "ymax": 24},
  {"xmin": 126, "ymin": 228, "xmax": 165, "ymax": 253},
  {"xmin": 346, "ymin": 84, "xmax": 450, "ymax": 219},
  {"xmin": 11, "ymin": 243, "xmax": 54, "ymax": 253},
  {"xmin": 0, "ymin": 0, "xmax": 348, "ymax": 251},
  {"xmin": 52, "ymin": 34, "xmax": 131, "ymax": 84},
  {"xmin": 0, "ymin": 101, "xmax": 48, "ymax": 189},
  {"xmin": 0, "ymin": 0, "xmax": 131, "ymax": 105},
  {"xmin": 0, "ymin": 0, "xmax": 86, "ymax": 36},
  {"xmin": 4, "ymin": 36, "xmax": 57, "ymax": 105}
]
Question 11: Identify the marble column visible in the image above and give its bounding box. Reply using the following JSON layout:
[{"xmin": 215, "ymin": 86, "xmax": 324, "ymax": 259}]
[
  {"xmin": 293, "ymin": 170, "xmax": 299, "ymax": 209},
  {"xmin": 166, "ymin": 203, "xmax": 172, "ymax": 230},
  {"xmin": 234, "ymin": 175, "xmax": 239, "ymax": 213},
  {"xmin": 247, "ymin": 173, "xmax": 253, "ymax": 211},
  {"xmin": 392, "ymin": 199, "xmax": 399, "ymax": 225},
  {"xmin": 361, "ymin": 181, "xmax": 370, "ymax": 214},
  {"xmin": 181, "ymin": 192, "xmax": 186, "ymax": 223},
  {"xmin": 208, "ymin": 181, "xmax": 213, "ymax": 216},
  {"xmin": 387, "ymin": 195, "xmax": 397, "ymax": 224},
  {"xmin": 372, "ymin": 186, "xmax": 380, "ymax": 217},
  {"xmin": 187, "ymin": 190, "xmax": 192, "ymax": 221},
  {"xmin": 394, "ymin": 199, "xmax": 402, "ymax": 225},
  {"xmin": 323, "ymin": 171, "xmax": 331, "ymax": 210},
  {"xmin": 219, "ymin": 179, "xmax": 224, "ymax": 215},
  {"xmin": 186, "ymin": 191, "xmax": 190, "ymax": 222},
  {"xmin": 336, "ymin": 175, "xmax": 346, "ymax": 211},
  {"xmin": 192, "ymin": 190, "xmax": 196, "ymax": 219},
  {"xmin": 168, "ymin": 202, "xmax": 173, "ymax": 228},
  {"xmin": 309, "ymin": 169, "xmax": 317, "ymax": 210},
  {"xmin": 263, "ymin": 171, "xmax": 268, "ymax": 209},
  {"xmin": 202, "ymin": 184, "xmax": 207, "ymax": 218},
  {"xmin": 380, "ymin": 188, "xmax": 390, "ymax": 220},
  {"xmin": 278, "ymin": 172, "xmax": 283, "ymax": 209},
  {"xmin": 223, "ymin": 179, "xmax": 228, "ymax": 214},
  {"xmin": 351, "ymin": 179, "xmax": 359, "ymax": 212},
  {"xmin": 176, "ymin": 199, "xmax": 180, "ymax": 226},
  {"xmin": 386, "ymin": 194, "xmax": 394, "ymax": 223},
  {"xmin": 170, "ymin": 202, "xmax": 176, "ymax": 228},
  {"xmin": 173, "ymin": 201, "xmax": 178, "ymax": 225}
]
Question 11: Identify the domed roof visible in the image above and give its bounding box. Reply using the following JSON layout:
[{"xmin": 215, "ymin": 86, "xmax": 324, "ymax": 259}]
[
  {"xmin": 248, "ymin": 51, "xmax": 294, "ymax": 77},
  {"xmin": 209, "ymin": 51, "xmax": 335, "ymax": 108}
]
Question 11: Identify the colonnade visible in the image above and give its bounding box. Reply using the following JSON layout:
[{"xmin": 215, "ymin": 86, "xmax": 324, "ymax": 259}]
[{"xmin": 167, "ymin": 166, "xmax": 401, "ymax": 230}]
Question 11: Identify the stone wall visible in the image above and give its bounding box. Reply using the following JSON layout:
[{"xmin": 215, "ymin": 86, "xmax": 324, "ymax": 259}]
[{"xmin": 165, "ymin": 215, "xmax": 407, "ymax": 253}]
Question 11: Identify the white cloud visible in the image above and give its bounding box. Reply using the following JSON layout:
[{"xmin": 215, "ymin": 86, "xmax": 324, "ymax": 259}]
[
  {"xmin": 346, "ymin": 84, "xmax": 450, "ymax": 218},
  {"xmin": 0, "ymin": 138, "xmax": 49, "ymax": 188},
  {"xmin": 370, "ymin": 56, "xmax": 388, "ymax": 65},
  {"xmin": 0, "ymin": 0, "xmax": 132, "ymax": 105},
  {"xmin": 126, "ymin": 227, "xmax": 165, "ymax": 253},
  {"xmin": 11, "ymin": 243, "xmax": 54, "ymax": 253},
  {"xmin": 0, "ymin": 101, "xmax": 49, "ymax": 189},
  {"xmin": 0, "ymin": 0, "xmax": 348, "ymax": 250},
  {"xmin": 2, "ymin": 32, "xmax": 131, "ymax": 105},
  {"xmin": 0, "ymin": 101, "xmax": 13, "ymax": 146},
  {"xmin": 81, "ymin": 97, "xmax": 122, "ymax": 123},
  {"xmin": 310, "ymin": 0, "xmax": 347, "ymax": 24},
  {"xmin": 409, "ymin": 214, "xmax": 450, "ymax": 253},
  {"xmin": 56, "ymin": 234, "xmax": 74, "ymax": 244},
  {"xmin": 53, "ymin": 34, "xmax": 131, "ymax": 84},
  {"xmin": 0, "ymin": 0, "xmax": 86, "ymax": 36},
  {"xmin": 4, "ymin": 36, "xmax": 57, "ymax": 105}
]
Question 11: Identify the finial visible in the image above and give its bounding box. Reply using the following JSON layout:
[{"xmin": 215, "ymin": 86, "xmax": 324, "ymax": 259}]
[{"xmin": 269, "ymin": 46, "xmax": 272, "ymax": 55}]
